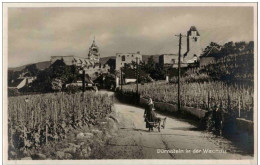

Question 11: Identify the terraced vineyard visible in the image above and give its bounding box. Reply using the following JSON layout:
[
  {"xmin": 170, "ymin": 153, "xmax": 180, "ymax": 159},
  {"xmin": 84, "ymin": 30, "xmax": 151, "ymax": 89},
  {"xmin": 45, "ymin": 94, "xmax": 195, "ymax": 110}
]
[
  {"xmin": 8, "ymin": 92, "xmax": 114, "ymax": 157},
  {"xmin": 123, "ymin": 81, "xmax": 253, "ymax": 120}
]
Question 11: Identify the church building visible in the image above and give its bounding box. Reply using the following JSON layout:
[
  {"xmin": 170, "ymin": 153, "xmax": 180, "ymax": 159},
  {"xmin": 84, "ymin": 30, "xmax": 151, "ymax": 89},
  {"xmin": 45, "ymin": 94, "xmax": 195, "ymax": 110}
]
[
  {"xmin": 159, "ymin": 26, "xmax": 202, "ymax": 68},
  {"xmin": 51, "ymin": 39, "xmax": 100, "ymax": 67},
  {"xmin": 183, "ymin": 26, "xmax": 202, "ymax": 63},
  {"xmin": 88, "ymin": 38, "xmax": 100, "ymax": 64},
  {"xmin": 50, "ymin": 38, "xmax": 110, "ymax": 77}
]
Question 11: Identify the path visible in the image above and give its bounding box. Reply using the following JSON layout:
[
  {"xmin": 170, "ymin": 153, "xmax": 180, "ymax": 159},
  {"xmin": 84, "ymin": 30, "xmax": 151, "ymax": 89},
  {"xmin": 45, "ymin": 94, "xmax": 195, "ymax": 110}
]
[{"xmin": 96, "ymin": 90, "xmax": 253, "ymax": 159}]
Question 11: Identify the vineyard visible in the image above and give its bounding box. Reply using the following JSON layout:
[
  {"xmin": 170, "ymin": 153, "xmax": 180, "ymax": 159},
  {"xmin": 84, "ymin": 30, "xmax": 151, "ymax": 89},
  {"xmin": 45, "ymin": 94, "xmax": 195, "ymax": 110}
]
[
  {"xmin": 122, "ymin": 81, "xmax": 254, "ymax": 120},
  {"xmin": 8, "ymin": 92, "xmax": 114, "ymax": 158},
  {"xmin": 199, "ymin": 53, "xmax": 254, "ymax": 83}
]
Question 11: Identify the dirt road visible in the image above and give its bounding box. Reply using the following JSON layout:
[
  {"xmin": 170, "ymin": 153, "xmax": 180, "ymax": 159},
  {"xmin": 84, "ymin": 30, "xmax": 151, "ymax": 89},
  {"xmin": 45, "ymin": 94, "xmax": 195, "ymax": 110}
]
[{"xmin": 96, "ymin": 91, "xmax": 253, "ymax": 159}]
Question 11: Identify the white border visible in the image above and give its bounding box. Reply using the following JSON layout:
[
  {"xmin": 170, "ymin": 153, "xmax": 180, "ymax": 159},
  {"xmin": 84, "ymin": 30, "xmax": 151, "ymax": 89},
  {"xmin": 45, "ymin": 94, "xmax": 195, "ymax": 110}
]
[{"xmin": 2, "ymin": 2, "xmax": 258, "ymax": 165}]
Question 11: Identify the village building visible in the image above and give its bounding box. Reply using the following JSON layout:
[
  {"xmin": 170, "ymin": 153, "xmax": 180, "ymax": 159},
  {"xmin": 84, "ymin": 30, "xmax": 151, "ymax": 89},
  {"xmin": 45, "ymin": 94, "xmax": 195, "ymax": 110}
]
[
  {"xmin": 50, "ymin": 39, "xmax": 110, "ymax": 78},
  {"xmin": 114, "ymin": 26, "xmax": 203, "ymax": 71},
  {"xmin": 116, "ymin": 51, "xmax": 142, "ymax": 70},
  {"xmin": 199, "ymin": 47, "xmax": 219, "ymax": 67},
  {"xmin": 50, "ymin": 39, "xmax": 100, "ymax": 67},
  {"xmin": 88, "ymin": 38, "xmax": 100, "ymax": 64},
  {"xmin": 50, "ymin": 55, "xmax": 95, "ymax": 67},
  {"xmin": 158, "ymin": 26, "xmax": 202, "ymax": 68},
  {"xmin": 159, "ymin": 54, "xmax": 179, "ymax": 68},
  {"xmin": 183, "ymin": 26, "xmax": 202, "ymax": 63},
  {"xmin": 83, "ymin": 64, "xmax": 110, "ymax": 78},
  {"xmin": 8, "ymin": 72, "xmax": 36, "ymax": 89},
  {"xmin": 159, "ymin": 54, "xmax": 178, "ymax": 67},
  {"xmin": 159, "ymin": 54, "xmax": 190, "ymax": 68}
]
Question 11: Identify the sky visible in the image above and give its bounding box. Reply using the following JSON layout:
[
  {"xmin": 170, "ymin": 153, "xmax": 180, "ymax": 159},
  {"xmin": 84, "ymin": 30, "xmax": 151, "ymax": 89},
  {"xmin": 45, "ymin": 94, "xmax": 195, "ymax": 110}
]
[{"xmin": 8, "ymin": 6, "xmax": 254, "ymax": 67}]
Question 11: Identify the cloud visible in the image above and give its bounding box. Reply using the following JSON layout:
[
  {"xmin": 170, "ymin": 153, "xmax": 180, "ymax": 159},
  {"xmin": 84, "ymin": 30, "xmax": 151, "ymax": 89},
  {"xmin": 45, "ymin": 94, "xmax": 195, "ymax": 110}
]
[{"xmin": 8, "ymin": 6, "xmax": 254, "ymax": 67}]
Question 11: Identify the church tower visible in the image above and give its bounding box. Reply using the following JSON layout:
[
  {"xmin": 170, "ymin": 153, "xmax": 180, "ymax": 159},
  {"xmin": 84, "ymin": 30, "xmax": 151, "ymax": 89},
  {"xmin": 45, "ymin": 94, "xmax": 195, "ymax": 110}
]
[
  {"xmin": 184, "ymin": 26, "xmax": 202, "ymax": 63},
  {"xmin": 88, "ymin": 37, "xmax": 100, "ymax": 64}
]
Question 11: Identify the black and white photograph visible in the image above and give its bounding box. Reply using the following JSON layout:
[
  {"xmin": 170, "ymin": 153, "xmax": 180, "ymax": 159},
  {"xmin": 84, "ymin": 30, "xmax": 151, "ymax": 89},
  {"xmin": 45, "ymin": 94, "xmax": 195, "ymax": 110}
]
[{"xmin": 3, "ymin": 2, "xmax": 257, "ymax": 165}]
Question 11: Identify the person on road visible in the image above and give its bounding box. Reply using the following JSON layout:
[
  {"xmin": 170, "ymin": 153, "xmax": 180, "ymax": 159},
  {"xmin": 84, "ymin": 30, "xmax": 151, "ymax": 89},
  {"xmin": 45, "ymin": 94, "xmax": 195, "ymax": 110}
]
[{"xmin": 144, "ymin": 98, "xmax": 156, "ymax": 131}]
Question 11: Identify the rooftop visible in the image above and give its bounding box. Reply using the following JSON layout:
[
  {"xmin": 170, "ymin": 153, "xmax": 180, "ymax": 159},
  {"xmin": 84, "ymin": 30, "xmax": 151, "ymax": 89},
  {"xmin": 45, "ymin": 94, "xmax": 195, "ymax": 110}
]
[{"xmin": 188, "ymin": 26, "xmax": 200, "ymax": 36}]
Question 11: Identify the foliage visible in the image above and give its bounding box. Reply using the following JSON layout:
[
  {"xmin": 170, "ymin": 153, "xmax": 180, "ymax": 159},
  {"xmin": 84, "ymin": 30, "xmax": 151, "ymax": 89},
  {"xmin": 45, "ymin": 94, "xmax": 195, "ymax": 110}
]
[
  {"xmin": 8, "ymin": 92, "xmax": 114, "ymax": 157},
  {"xmin": 121, "ymin": 62, "xmax": 153, "ymax": 83},
  {"xmin": 94, "ymin": 73, "xmax": 116, "ymax": 89},
  {"xmin": 24, "ymin": 64, "xmax": 39, "ymax": 77},
  {"xmin": 103, "ymin": 74, "xmax": 116, "ymax": 89},
  {"xmin": 51, "ymin": 79, "xmax": 63, "ymax": 91},
  {"xmin": 23, "ymin": 60, "xmax": 81, "ymax": 93},
  {"xmin": 202, "ymin": 42, "xmax": 221, "ymax": 55},
  {"xmin": 25, "ymin": 70, "xmax": 53, "ymax": 93},
  {"xmin": 105, "ymin": 59, "xmax": 116, "ymax": 73},
  {"xmin": 183, "ymin": 41, "xmax": 254, "ymax": 83},
  {"xmin": 139, "ymin": 56, "xmax": 165, "ymax": 80},
  {"xmin": 49, "ymin": 60, "xmax": 80, "ymax": 84},
  {"xmin": 136, "ymin": 41, "xmax": 253, "ymax": 82},
  {"xmin": 65, "ymin": 84, "xmax": 81, "ymax": 94},
  {"xmin": 122, "ymin": 81, "xmax": 253, "ymax": 120},
  {"xmin": 202, "ymin": 41, "xmax": 254, "ymax": 58},
  {"xmin": 185, "ymin": 52, "xmax": 254, "ymax": 83},
  {"xmin": 8, "ymin": 70, "xmax": 21, "ymax": 85},
  {"xmin": 8, "ymin": 88, "xmax": 20, "ymax": 97}
]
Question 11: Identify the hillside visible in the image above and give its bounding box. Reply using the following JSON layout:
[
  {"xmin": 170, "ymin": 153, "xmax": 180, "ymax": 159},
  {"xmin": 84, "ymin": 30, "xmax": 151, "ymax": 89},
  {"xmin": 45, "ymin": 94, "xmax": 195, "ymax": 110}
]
[
  {"xmin": 8, "ymin": 55, "xmax": 161, "ymax": 72},
  {"xmin": 8, "ymin": 56, "xmax": 116, "ymax": 72},
  {"xmin": 9, "ymin": 61, "xmax": 51, "ymax": 72}
]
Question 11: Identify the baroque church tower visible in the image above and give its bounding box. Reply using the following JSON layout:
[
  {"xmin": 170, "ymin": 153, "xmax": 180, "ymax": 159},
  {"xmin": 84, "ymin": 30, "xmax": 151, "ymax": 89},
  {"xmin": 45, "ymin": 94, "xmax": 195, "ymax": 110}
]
[
  {"xmin": 88, "ymin": 37, "xmax": 100, "ymax": 64},
  {"xmin": 184, "ymin": 26, "xmax": 202, "ymax": 63}
]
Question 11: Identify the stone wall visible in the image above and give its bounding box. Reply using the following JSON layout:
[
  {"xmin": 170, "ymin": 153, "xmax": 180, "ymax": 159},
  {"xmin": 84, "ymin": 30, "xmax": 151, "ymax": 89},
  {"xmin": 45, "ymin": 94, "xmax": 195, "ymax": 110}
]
[
  {"xmin": 140, "ymin": 97, "xmax": 206, "ymax": 119},
  {"xmin": 236, "ymin": 118, "xmax": 254, "ymax": 134},
  {"xmin": 135, "ymin": 95, "xmax": 253, "ymax": 136},
  {"xmin": 181, "ymin": 106, "xmax": 207, "ymax": 119}
]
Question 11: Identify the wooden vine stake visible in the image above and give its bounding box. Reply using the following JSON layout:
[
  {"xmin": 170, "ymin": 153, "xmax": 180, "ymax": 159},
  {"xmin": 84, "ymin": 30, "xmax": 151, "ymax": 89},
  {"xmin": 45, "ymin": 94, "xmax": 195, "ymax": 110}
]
[
  {"xmin": 238, "ymin": 96, "xmax": 241, "ymax": 118},
  {"xmin": 10, "ymin": 122, "xmax": 13, "ymax": 148},
  {"xmin": 208, "ymin": 91, "xmax": 211, "ymax": 111},
  {"xmin": 46, "ymin": 123, "xmax": 48, "ymax": 144},
  {"xmin": 23, "ymin": 125, "xmax": 26, "ymax": 148}
]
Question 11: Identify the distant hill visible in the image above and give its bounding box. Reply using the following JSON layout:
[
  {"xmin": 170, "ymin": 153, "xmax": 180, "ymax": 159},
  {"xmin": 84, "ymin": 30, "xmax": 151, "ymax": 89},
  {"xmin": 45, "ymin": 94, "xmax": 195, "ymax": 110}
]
[
  {"xmin": 8, "ymin": 56, "xmax": 117, "ymax": 72},
  {"xmin": 8, "ymin": 55, "xmax": 160, "ymax": 72},
  {"xmin": 9, "ymin": 61, "xmax": 51, "ymax": 72}
]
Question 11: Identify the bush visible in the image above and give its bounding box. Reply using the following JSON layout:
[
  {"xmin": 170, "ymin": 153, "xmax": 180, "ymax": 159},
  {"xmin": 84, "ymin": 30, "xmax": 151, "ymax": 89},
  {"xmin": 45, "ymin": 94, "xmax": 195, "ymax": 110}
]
[
  {"xmin": 8, "ymin": 88, "xmax": 20, "ymax": 97},
  {"xmin": 65, "ymin": 85, "xmax": 81, "ymax": 94}
]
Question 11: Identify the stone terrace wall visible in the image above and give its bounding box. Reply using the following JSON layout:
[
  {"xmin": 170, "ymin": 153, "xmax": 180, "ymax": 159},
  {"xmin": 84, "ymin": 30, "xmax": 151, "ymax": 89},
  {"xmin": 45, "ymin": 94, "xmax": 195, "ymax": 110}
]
[{"xmin": 134, "ymin": 95, "xmax": 253, "ymax": 136}]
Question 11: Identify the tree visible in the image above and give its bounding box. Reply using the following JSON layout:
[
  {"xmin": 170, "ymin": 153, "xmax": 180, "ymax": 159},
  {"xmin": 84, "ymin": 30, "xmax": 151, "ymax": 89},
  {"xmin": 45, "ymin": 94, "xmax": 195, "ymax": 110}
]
[
  {"xmin": 245, "ymin": 41, "xmax": 254, "ymax": 53},
  {"xmin": 49, "ymin": 59, "xmax": 80, "ymax": 84},
  {"xmin": 220, "ymin": 41, "xmax": 236, "ymax": 57},
  {"xmin": 28, "ymin": 69, "xmax": 52, "ymax": 92},
  {"xmin": 141, "ymin": 56, "xmax": 156, "ymax": 73},
  {"xmin": 24, "ymin": 59, "xmax": 80, "ymax": 93},
  {"xmin": 106, "ymin": 58, "xmax": 116, "ymax": 73},
  {"xmin": 8, "ymin": 70, "xmax": 21, "ymax": 85},
  {"xmin": 202, "ymin": 42, "xmax": 222, "ymax": 58},
  {"xmin": 24, "ymin": 64, "xmax": 39, "ymax": 77},
  {"xmin": 203, "ymin": 42, "xmax": 221, "ymax": 53}
]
